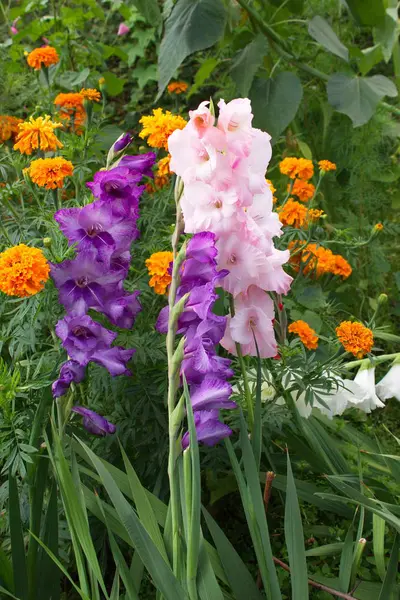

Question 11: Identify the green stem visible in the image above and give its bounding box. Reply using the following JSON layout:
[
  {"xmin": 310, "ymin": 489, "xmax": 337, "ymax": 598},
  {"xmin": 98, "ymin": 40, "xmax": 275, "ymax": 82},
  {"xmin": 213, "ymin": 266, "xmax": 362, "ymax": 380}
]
[
  {"xmin": 344, "ymin": 352, "xmax": 400, "ymax": 371},
  {"xmin": 229, "ymin": 296, "xmax": 254, "ymax": 432}
]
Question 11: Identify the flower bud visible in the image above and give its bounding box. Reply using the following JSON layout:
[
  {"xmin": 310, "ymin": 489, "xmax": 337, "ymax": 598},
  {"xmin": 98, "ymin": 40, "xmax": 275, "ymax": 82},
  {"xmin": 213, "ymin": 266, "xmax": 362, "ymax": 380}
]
[
  {"xmin": 43, "ymin": 237, "xmax": 52, "ymax": 248},
  {"xmin": 113, "ymin": 133, "xmax": 132, "ymax": 153},
  {"xmin": 378, "ymin": 293, "xmax": 388, "ymax": 306}
]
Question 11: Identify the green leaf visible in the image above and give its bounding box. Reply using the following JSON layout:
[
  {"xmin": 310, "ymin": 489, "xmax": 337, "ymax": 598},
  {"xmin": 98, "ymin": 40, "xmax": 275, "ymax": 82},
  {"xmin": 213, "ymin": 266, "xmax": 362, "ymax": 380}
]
[
  {"xmin": 327, "ymin": 73, "xmax": 397, "ymax": 127},
  {"xmin": 0, "ymin": 547, "xmax": 13, "ymax": 594},
  {"xmin": 8, "ymin": 473, "xmax": 28, "ymax": 600},
  {"xmin": 102, "ymin": 72, "xmax": 126, "ymax": 96},
  {"xmin": 131, "ymin": 0, "xmax": 161, "ymax": 24},
  {"xmin": 0, "ymin": 586, "xmax": 19, "ymax": 599},
  {"xmin": 158, "ymin": 0, "xmax": 227, "ymax": 95},
  {"xmin": 345, "ymin": 0, "xmax": 385, "ymax": 26},
  {"xmin": 339, "ymin": 521, "xmax": 354, "ymax": 592},
  {"xmin": 308, "ymin": 16, "xmax": 349, "ymax": 61},
  {"xmin": 357, "ymin": 45, "xmax": 384, "ymax": 76},
  {"xmin": 378, "ymin": 534, "xmax": 399, "ymax": 600},
  {"xmin": 294, "ymin": 285, "xmax": 325, "ymax": 310},
  {"xmin": 202, "ymin": 508, "xmax": 263, "ymax": 600},
  {"xmin": 230, "ymin": 35, "xmax": 267, "ymax": 96},
  {"xmin": 250, "ymin": 72, "xmax": 303, "ymax": 140},
  {"xmin": 373, "ymin": 514, "xmax": 386, "ymax": 582},
  {"xmin": 304, "ymin": 543, "xmax": 344, "ymax": 557},
  {"xmin": 76, "ymin": 440, "xmax": 187, "ymax": 600},
  {"xmin": 297, "ymin": 140, "xmax": 313, "ymax": 160},
  {"xmin": 285, "ymin": 454, "xmax": 309, "ymax": 600},
  {"xmin": 374, "ymin": 9, "xmax": 398, "ymax": 63},
  {"xmin": 37, "ymin": 482, "xmax": 60, "ymax": 600},
  {"xmin": 132, "ymin": 63, "xmax": 158, "ymax": 89},
  {"xmin": 188, "ymin": 58, "xmax": 219, "ymax": 97}
]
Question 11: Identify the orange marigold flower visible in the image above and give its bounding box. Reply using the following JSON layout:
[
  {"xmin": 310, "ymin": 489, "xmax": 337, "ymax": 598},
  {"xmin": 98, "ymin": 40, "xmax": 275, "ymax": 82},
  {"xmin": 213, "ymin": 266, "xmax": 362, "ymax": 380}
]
[
  {"xmin": 27, "ymin": 46, "xmax": 59, "ymax": 70},
  {"xmin": 54, "ymin": 93, "xmax": 84, "ymax": 110},
  {"xmin": 167, "ymin": 81, "xmax": 188, "ymax": 94},
  {"xmin": 318, "ymin": 160, "xmax": 336, "ymax": 172},
  {"xmin": 25, "ymin": 157, "xmax": 73, "ymax": 189},
  {"xmin": 157, "ymin": 155, "xmax": 171, "ymax": 177},
  {"xmin": 80, "ymin": 88, "xmax": 101, "ymax": 102},
  {"xmin": 279, "ymin": 157, "xmax": 314, "ymax": 180},
  {"xmin": 0, "ymin": 115, "xmax": 23, "ymax": 143},
  {"xmin": 0, "ymin": 244, "xmax": 50, "ymax": 297},
  {"xmin": 307, "ymin": 208, "xmax": 325, "ymax": 222},
  {"xmin": 374, "ymin": 223, "xmax": 384, "ymax": 231},
  {"xmin": 266, "ymin": 179, "xmax": 276, "ymax": 194},
  {"xmin": 302, "ymin": 243, "xmax": 334, "ymax": 277},
  {"xmin": 288, "ymin": 320, "xmax": 318, "ymax": 350},
  {"xmin": 290, "ymin": 179, "xmax": 315, "ymax": 202},
  {"xmin": 145, "ymin": 251, "xmax": 173, "ymax": 295},
  {"xmin": 277, "ymin": 199, "xmax": 308, "ymax": 228},
  {"xmin": 54, "ymin": 92, "xmax": 85, "ymax": 133},
  {"xmin": 331, "ymin": 255, "xmax": 352, "ymax": 279},
  {"xmin": 139, "ymin": 108, "xmax": 187, "ymax": 150},
  {"xmin": 13, "ymin": 115, "xmax": 63, "ymax": 155},
  {"xmin": 336, "ymin": 321, "xmax": 373, "ymax": 358}
]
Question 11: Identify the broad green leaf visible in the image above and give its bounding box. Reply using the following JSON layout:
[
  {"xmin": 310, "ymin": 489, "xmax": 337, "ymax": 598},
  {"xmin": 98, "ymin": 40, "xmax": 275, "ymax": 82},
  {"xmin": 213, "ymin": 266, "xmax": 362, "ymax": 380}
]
[
  {"xmin": 297, "ymin": 140, "xmax": 312, "ymax": 160},
  {"xmin": 294, "ymin": 285, "xmax": 325, "ymax": 310},
  {"xmin": 374, "ymin": 8, "xmax": 398, "ymax": 63},
  {"xmin": 8, "ymin": 473, "xmax": 28, "ymax": 600},
  {"xmin": 285, "ymin": 454, "xmax": 309, "ymax": 600},
  {"xmin": 188, "ymin": 58, "xmax": 219, "ymax": 97},
  {"xmin": 76, "ymin": 440, "xmax": 187, "ymax": 600},
  {"xmin": 131, "ymin": 0, "xmax": 161, "ymax": 24},
  {"xmin": 373, "ymin": 514, "xmax": 386, "ymax": 582},
  {"xmin": 327, "ymin": 73, "xmax": 397, "ymax": 127},
  {"xmin": 345, "ymin": 0, "xmax": 385, "ymax": 26},
  {"xmin": 378, "ymin": 534, "xmax": 399, "ymax": 600},
  {"xmin": 230, "ymin": 35, "xmax": 267, "ymax": 97},
  {"xmin": 102, "ymin": 72, "xmax": 126, "ymax": 96},
  {"xmin": 308, "ymin": 16, "xmax": 349, "ymax": 61},
  {"xmin": 358, "ymin": 45, "xmax": 384, "ymax": 76},
  {"xmin": 202, "ymin": 508, "xmax": 263, "ymax": 600},
  {"xmin": 250, "ymin": 72, "xmax": 303, "ymax": 140},
  {"xmin": 158, "ymin": 0, "xmax": 226, "ymax": 95}
]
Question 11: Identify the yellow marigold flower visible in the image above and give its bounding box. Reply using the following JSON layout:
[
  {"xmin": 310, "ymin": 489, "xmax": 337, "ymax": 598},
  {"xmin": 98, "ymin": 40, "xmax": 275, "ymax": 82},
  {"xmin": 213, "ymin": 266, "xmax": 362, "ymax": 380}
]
[
  {"xmin": 374, "ymin": 223, "xmax": 384, "ymax": 231},
  {"xmin": 0, "ymin": 244, "xmax": 50, "ymax": 297},
  {"xmin": 139, "ymin": 108, "xmax": 187, "ymax": 150},
  {"xmin": 157, "ymin": 155, "xmax": 171, "ymax": 177},
  {"xmin": 13, "ymin": 115, "xmax": 63, "ymax": 155},
  {"xmin": 277, "ymin": 199, "xmax": 308, "ymax": 228},
  {"xmin": 290, "ymin": 179, "xmax": 315, "ymax": 202},
  {"xmin": 80, "ymin": 88, "xmax": 101, "ymax": 102},
  {"xmin": 27, "ymin": 46, "xmax": 59, "ymax": 70},
  {"xmin": 25, "ymin": 157, "xmax": 73, "ymax": 190},
  {"xmin": 0, "ymin": 115, "xmax": 23, "ymax": 143},
  {"xmin": 167, "ymin": 81, "xmax": 188, "ymax": 94},
  {"xmin": 266, "ymin": 179, "xmax": 276, "ymax": 194},
  {"xmin": 318, "ymin": 160, "xmax": 336, "ymax": 172},
  {"xmin": 307, "ymin": 208, "xmax": 325, "ymax": 223},
  {"xmin": 279, "ymin": 157, "xmax": 314, "ymax": 180},
  {"xmin": 336, "ymin": 321, "xmax": 373, "ymax": 358},
  {"xmin": 145, "ymin": 251, "xmax": 173, "ymax": 295},
  {"xmin": 330, "ymin": 255, "xmax": 352, "ymax": 279},
  {"xmin": 288, "ymin": 320, "xmax": 318, "ymax": 350}
]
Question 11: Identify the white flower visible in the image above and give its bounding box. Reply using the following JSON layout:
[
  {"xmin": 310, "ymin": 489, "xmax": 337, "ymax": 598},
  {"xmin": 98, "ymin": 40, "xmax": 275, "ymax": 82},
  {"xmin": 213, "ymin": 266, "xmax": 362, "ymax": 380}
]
[
  {"xmin": 345, "ymin": 366, "xmax": 384, "ymax": 413},
  {"xmin": 376, "ymin": 362, "xmax": 400, "ymax": 401}
]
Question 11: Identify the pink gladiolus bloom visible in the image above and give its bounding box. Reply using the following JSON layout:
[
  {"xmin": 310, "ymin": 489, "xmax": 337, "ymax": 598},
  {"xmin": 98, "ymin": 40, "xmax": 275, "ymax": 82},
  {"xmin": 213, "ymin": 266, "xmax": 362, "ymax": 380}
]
[
  {"xmin": 11, "ymin": 17, "xmax": 19, "ymax": 35},
  {"xmin": 189, "ymin": 101, "xmax": 215, "ymax": 137},
  {"xmin": 118, "ymin": 23, "xmax": 130, "ymax": 36}
]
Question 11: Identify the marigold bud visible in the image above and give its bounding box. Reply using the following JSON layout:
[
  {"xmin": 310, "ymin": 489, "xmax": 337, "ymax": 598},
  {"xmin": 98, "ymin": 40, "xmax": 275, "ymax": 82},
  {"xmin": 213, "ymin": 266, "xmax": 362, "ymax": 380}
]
[{"xmin": 43, "ymin": 237, "xmax": 52, "ymax": 248}]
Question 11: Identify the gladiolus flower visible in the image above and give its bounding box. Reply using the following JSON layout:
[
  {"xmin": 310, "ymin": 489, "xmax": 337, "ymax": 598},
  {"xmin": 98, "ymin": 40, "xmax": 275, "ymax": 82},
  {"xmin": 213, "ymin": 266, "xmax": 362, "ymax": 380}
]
[
  {"xmin": 71, "ymin": 407, "xmax": 116, "ymax": 436},
  {"xmin": 13, "ymin": 115, "xmax": 63, "ymax": 155},
  {"xmin": 146, "ymin": 251, "xmax": 173, "ymax": 295},
  {"xmin": 336, "ymin": 321, "xmax": 374, "ymax": 358},
  {"xmin": 80, "ymin": 88, "xmax": 101, "ymax": 102},
  {"xmin": 27, "ymin": 46, "xmax": 59, "ymax": 70},
  {"xmin": 139, "ymin": 108, "xmax": 187, "ymax": 150},
  {"xmin": 10, "ymin": 18, "xmax": 19, "ymax": 35},
  {"xmin": 25, "ymin": 157, "xmax": 73, "ymax": 189},
  {"xmin": 376, "ymin": 359, "xmax": 400, "ymax": 401},
  {"xmin": 290, "ymin": 179, "xmax": 315, "ymax": 202},
  {"xmin": 288, "ymin": 320, "xmax": 318, "ymax": 350},
  {"xmin": 318, "ymin": 160, "xmax": 336, "ymax": 172},
  {"xmin": 279, "ymin": 157, "xmax": 314, "ymax": 180},
  {"xmin": 0, "ymin": 244, "xmax": 50, "ymax": 297},
  {"xmin": 0, "ymin": 115, "xmax": 23, "ymax": 143},
  {"xmin": 117, "ymin": 23, "xmax": 130, "ymax": 36},
  {"xmin": 168, "ymin": 81, "xmax": 188, "ymax": 94},
  {"xmin": 52, "ymin": 360, "xmax": 85, "ymax": 398}
]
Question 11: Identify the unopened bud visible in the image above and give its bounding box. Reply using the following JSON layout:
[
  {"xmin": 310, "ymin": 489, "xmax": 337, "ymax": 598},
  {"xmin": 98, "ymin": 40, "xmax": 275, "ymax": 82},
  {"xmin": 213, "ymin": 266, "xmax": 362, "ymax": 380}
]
[
  {"xmin": 378, "ymin": 293, "xmax": 388, "ymax": 306},
  {"xmin": 43, "ymin": 237, "xmax": 52, "ymax": 248},
  {"xmin": 98, "ymin": 77, "xmax": 106, "ymax": 92}
]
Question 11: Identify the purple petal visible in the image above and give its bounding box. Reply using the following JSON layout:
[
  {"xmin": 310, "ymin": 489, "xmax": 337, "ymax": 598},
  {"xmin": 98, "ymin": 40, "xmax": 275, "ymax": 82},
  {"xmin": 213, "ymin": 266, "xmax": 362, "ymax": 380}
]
[
  {"xmin": 113, "ymin": 133, "xmax": 132, "ymax": 153},
  {"xmin": 101, "ymin": 291, "xmax": 142, "ymax": 329},
  {"xmin": 190, "ymin": 376, "xmax": 235, "ymax": 411},
  {"xmin": 91, "ymin": 347, "xmax": 135, "ymax": 376},
  {"xmin": 119, "ymin": 152, "xmax": 156, "ymax": 178},
  {"xmin": 72, "ymin": 406, "xmax": 116, "ymax": 436},
  {"xmin": 186, "ymin": 232, "xmax": 218, "ymax": 263},
  {"xmin": 182, "ymin": 410, "xmax": 232, "ymax": 449}
]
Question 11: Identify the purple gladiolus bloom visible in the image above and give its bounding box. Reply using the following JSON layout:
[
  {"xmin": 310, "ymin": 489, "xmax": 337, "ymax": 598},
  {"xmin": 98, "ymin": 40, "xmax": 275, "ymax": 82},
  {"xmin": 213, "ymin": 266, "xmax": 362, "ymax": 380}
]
[
  {"xmin": 118, "ymin": 153, "xmax": 156, "ymax": 178},
  {"xmin": 52, "ymin": 360, "xmax": 86, "ymax": 398},
  {"xmin": 87, "ymin": 167, "xmax": 142, "ymax": 204},
  {"xmin": 91, "ymin": 347, "xmax": 135, "ymax": 376},
  {"xmin": 50, "ymin": 253, "xmax": 124, "ymax": 314},
  {"xmin": 113, "ymin": 133, "xmax": 132, "ymax": 153},
  {"xmin": 182, "ymin": 410, "xmax": 232, "ymax": 449},
  {"xmin": 185, "ymin": 232, "xmax": 219, "ymax": 263},
  {"xmin": 101, "ymin": 290, "xmax": 141, "ymax": 329},
  {"xmin": 54, "ymin": 200, "xmax": 138, "ymax": 260},
  {"xmin": 72, "ymin": 406, "xmax": 116, "ymax": 436},
  {"xmin": 190, "ymin": 376, "xmax": 235, "ymax": 411},
  {"xmin": 55, "ymin": 314, "xmax": 117, "ymax": 365}
]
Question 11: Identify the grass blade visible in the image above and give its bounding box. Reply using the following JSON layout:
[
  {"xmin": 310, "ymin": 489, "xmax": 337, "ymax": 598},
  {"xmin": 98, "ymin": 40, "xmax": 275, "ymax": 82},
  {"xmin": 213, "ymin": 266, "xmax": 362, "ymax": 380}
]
[
  {"xmin": 373, "ymin": 514, "xmax": 386, "ymax": 582},
  {"xmin": 8, "ymin": 472, "xmax": 28, "ymax": 600},
  {"xmin": 37, "ymin": 480, "xmax": 60, "ymax": 600},
  {"xmin": 378, "ymin": 534, "xmax": 399, "ymax": 600},
  {"xmin": 284, "ymin": 453, "xmax": 309, "ymax": 600},
  {"xmin": 0, "ymin": 546, "xmax": 14, "ymax": 593},
  {"xmin": 339, "ymin": 520, "xmax": 354, "ymax": 593}
]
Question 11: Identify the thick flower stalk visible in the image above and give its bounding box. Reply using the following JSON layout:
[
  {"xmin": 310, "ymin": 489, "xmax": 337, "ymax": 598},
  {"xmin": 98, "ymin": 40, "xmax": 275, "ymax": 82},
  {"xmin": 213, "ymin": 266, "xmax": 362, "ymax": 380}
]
[
  {"xmin": 51, "ymin": 149, "xmax": 155, "ymax": 400},
  {"xmin": 168, "ymin": 98, "xmax": 292, "ymax": 361}
]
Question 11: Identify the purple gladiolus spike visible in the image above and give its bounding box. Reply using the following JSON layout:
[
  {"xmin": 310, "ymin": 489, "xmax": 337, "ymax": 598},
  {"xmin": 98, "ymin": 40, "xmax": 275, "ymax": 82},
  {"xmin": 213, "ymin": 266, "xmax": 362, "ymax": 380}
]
[
  {"xmin": 181, "ymin": 410, "xmax": 232, "ymax": 449},
  {"xmin": 190, "ymin": 376, "xmax": 235, "ymax": 411},
  {"xmin": 91, "ymin": 347, "xmax": 135, "ymax": 376},
  {"xmin": 113, "ymin": 133, "xmax": 132, "ymax": 153},
  {"xmin": 50, "ymin": 253, "xmax": 124, "ymax": 314},
  {"xmin": 118, "ymin": 153, "xmax": 156, "ymax": 178},
  {"xmin": 101, "ymin": 290, "xmax": 141, "ymax": 329},
  {"xmin": 55, "ymin": 314, "xmax": 117, "ymax": 365},
  {"xmin": 72, "ymin": 406, "xmax": 116, "ymax": 436},
  {"xmin": 186, "ymin": 231, "xmax": 218, "ymax": 263},
  {"xmin": 52, "ymin": 360, "xmax": 86, "ymax": 398}
]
